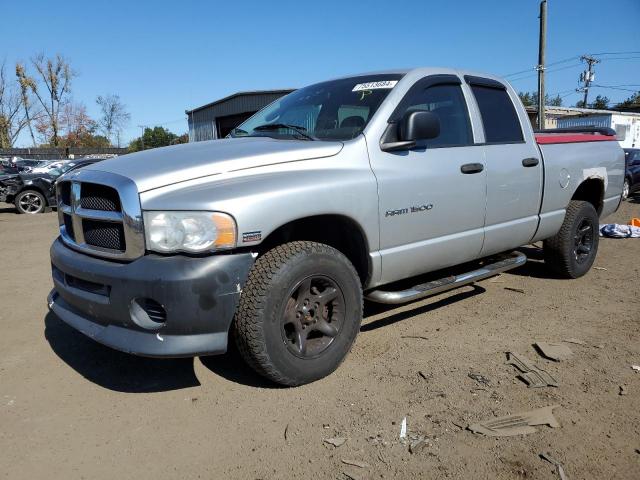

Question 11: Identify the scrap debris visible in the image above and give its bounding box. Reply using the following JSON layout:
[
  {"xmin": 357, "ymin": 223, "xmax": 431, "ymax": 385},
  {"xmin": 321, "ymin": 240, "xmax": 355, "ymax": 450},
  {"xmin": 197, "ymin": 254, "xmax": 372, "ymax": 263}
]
[
  {"xmin": 468, "ymin": 372, "xmax": 491, "ymax": 386},
  {"xmin": 632, "ymin": 365, "xmax": 640, "ymax": 372},
  {"xmin": 324, "ymin": 437, "xmax": 347, "ymax": 448},
  {"xmin": 468, "ymin": 405, "xmax": 560, "ymax": 437},
  {"xmin": 535, "ymin": 342, "xmax": 573, "ymax": 361},
  {"xmin": 341, "ymin": 459, "xmax": 369, "ymax": 469},
  {"xmin": 504, "ymin": 287, "xmax": 526, "ymax": 294},
  {"xmin": 619, "ymin": 385, "xmax": 628, "ymax": 396},
  {"xmin": 563, "ymin": 338, "xmax": 586, "ymax": 345},
  {"xmin": 540, "ymin": 452, "xmax": 568, "ymax": 480},
  {"xmin": 506, "ymin": 352, "xmax": 559, "ymax": 388}
]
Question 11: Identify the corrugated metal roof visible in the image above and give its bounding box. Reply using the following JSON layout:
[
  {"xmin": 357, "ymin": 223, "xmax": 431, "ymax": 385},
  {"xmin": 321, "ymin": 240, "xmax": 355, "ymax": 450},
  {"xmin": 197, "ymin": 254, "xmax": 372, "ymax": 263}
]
[{"xmin": 185, "ymin": 89, "xmax": 294, "ymax": 115}]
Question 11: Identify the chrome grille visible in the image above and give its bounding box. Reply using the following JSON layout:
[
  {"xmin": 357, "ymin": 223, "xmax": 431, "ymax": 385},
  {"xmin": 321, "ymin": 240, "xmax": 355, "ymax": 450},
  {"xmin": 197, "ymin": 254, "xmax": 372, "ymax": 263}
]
[{"xmin": 56, "ymin": 171, "xmax": 144, "ymax": 261}]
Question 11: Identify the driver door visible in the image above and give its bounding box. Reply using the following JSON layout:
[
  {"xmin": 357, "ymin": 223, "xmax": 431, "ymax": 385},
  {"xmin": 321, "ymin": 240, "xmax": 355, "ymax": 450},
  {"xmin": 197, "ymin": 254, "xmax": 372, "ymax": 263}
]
[{"xmin": 367, "ymin": 77, "xmax": 487, "ymax": 284}]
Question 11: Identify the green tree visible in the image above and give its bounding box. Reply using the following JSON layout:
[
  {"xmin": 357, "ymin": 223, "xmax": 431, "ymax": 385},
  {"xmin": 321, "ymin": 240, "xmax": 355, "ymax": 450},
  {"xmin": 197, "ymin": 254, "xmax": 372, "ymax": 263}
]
[
  {"xmin": 518, "ymin": 91, "xmax": 562, "ymax": 107},
  {"xmin": 576, "ymin": 95, "xmax": 610, "ymax": 109},
  {"xmin": 613, "ymin": 91, "xmax": 640, "ymax": 112},
  {"xmin": 128, "ymin": 126, "xmax": 183, "ymax": 152}
]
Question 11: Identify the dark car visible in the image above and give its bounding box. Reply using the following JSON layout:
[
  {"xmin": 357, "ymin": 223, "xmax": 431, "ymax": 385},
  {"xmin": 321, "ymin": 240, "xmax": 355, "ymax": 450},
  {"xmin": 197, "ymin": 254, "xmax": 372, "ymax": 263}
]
[
  {"xmin": 0, "ymin": 159, "xmax": 102, "ymax": 214},
  {"xmin": 0, "ymin": 158, "xmax": 43, "ymax": 175},
  {"xmin": 623, "ymin": 148, "xmax": 640, "ymax": 200}
]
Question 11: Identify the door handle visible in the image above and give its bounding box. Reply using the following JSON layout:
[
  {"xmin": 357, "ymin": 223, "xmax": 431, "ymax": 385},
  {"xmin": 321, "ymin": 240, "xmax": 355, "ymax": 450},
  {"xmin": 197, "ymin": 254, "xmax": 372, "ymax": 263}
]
[
  {"xmin": 522, "ymin": 157, "xmax": 539, "ymax": 167},
  {"xmin": 460, "ymin": 163, "xmax": 484, "ymax": 174}
]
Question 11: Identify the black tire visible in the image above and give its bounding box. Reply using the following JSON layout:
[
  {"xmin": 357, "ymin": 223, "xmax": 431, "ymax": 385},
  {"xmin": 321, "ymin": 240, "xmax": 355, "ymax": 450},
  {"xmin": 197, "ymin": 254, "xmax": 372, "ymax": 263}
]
[
  {"xmin": 15, "ymin": 190, "xmax": 46, "ymax": 214},
  {"xmin": 234, "ymin": 241, "xmax": 363, "ymax": 386},
  {"xmin": 543, "ymin": 200, "xmax": 599, "ymax": 278}
]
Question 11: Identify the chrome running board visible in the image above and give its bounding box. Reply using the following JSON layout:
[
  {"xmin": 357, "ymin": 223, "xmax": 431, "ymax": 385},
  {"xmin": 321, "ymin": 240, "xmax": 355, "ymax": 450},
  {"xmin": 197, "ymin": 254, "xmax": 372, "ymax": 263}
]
[{"xmin": 365, "ymin": 251, "xmax": 527, "ymax": 305}]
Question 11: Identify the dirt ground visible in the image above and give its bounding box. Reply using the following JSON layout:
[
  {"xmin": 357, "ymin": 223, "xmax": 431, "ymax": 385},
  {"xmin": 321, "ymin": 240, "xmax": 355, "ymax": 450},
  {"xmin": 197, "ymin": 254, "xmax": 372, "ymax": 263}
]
[{"xmin": 0, "ymin": 199, "xmax": 639, "ymax": 480}]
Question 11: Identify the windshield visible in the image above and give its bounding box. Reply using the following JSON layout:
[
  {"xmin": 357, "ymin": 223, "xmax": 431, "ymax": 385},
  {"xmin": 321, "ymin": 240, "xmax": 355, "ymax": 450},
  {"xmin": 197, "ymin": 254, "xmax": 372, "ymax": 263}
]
[{"xmin": 230, "ymin": 74, "xmax": 404, "ymax": 141}]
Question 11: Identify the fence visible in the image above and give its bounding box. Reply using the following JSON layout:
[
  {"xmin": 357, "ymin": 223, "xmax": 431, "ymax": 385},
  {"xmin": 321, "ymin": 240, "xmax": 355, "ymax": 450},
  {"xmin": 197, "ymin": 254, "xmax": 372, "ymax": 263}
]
[{"xmin": 0, "ymin": 147, "xmax": 128, "ymax": 160}]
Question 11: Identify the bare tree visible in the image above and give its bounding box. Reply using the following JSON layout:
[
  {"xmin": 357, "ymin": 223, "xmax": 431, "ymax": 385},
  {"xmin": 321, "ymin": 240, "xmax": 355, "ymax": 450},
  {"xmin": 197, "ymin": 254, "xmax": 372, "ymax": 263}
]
[
  {"xmin": 22, "ymin": 53, "xmax": 75, "ymax": 146},
  {"xmin": 14, "ymin": 62, "xmax": 38, "ymax": 147},
  {"xmin": 96, "ymin": 94, "xmax": 131, "ymax": 146},
  {"xmin": 0, "ymin": 61, "xmax": 32, "ymax": 147}
]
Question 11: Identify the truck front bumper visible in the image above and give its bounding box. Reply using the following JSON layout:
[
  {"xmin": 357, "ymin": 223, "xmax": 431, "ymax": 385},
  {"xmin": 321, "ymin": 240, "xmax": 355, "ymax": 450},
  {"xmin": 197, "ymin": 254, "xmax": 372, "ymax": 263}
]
[{"xmin": 48, "ymin": 238, "xmax": 254, "ymax": 357}]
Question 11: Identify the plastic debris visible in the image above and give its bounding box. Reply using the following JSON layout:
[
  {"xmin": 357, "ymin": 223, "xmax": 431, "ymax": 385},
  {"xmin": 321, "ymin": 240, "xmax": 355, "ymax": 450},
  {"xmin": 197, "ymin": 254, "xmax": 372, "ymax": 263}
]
[
  {"xmin": 599, "ymin": 224, "xmax": 640, "ymax": 238},
  {"xmin": 341, "ymin": 459, "xmax": 369, "ymax": 469},
  {"xmin": 593, "ymin": 266, "xmax": 608, "ymax": 271},
  {"xmin": 540, "ymin": 452, "xmax": 568, "ymax": 480},
  {"xmin": 632, "ymin": 365, "xmax": 640, "ymax": 372},
  {"xmin": 399, "ymin": 417, "xmax": 407, "ymax": 439},
  {"xmin": 535, "ymin": 342, "xmax": 573, "ymax": 361},
  {"xmin": 324, "ymin": 437, "xmax": 347, "ymax": 447},
  {"xmin": 468, "ymin": 405, "xmax": 560, "ymax": 437},
  {"xmin": 506, "ymin": 352, "xmax": 559, "ymax": 388}
]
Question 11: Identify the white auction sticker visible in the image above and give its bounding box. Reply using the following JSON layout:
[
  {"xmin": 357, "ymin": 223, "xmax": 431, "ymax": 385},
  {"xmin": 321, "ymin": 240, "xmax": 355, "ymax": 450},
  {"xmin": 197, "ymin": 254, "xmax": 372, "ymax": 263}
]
[{"xmin": 352, "ymin": 80, "xmax": 398, "ymax": 92}]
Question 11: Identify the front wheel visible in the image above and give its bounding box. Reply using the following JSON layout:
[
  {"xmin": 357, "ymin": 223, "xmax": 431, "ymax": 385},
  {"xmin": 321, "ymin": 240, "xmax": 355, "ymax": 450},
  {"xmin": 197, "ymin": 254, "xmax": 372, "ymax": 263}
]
[
  {"xmin": 15, "ymin": 190, "xmax": 46, "ymax": 214},
  {"xmin": 234, "ymin": 241, "xmax": 363, "ymax": 386},
  {"xmin": 622, "ymin": 178, "xmax": 630, "ymax": 200},
  {"xmin": 543, "ymin": 200, "xmax": 599, "ymax": 278}
]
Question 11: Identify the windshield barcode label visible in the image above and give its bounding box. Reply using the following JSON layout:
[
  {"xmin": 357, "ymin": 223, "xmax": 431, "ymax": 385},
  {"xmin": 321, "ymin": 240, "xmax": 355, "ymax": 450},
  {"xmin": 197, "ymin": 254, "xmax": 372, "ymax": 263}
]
[{"xmin": 352, "ymin": 80, "xmax": 398, "ymax": 91}]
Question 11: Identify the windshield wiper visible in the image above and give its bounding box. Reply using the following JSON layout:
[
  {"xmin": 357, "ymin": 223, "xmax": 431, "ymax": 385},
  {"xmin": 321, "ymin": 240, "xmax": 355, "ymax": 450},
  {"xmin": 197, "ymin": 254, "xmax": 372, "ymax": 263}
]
[
  {"xmin": 229, "ymin": 127, "xmax": 248, "ymax": 137},
  {"xmin": 253, "ymin": 123, "xmax": 316, "ymax": 140}
]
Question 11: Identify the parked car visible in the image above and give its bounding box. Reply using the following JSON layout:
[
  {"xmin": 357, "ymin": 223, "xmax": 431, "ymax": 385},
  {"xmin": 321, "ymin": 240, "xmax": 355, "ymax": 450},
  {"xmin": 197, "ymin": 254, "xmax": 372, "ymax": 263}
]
[
  {"xmin": 0, "ymin": 158, "xmax": 42, "ymax": 175},
  {"xmin": 47, "ymin": 68, "xmax": 624, "ymax": 386},
  {"xmin": 623, "ymin": 148, "xmax": 640, "ymax": 199},
  {"xmin": 0, "ymin": 159, "xmax": 102, "ymax": 214}
]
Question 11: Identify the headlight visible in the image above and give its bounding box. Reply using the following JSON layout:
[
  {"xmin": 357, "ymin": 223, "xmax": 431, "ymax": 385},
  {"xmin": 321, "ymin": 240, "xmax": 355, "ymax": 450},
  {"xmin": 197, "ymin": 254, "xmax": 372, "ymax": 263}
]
[{"xmin": 143, "ymin": 211, "xmax": 236, "ymax": 253}]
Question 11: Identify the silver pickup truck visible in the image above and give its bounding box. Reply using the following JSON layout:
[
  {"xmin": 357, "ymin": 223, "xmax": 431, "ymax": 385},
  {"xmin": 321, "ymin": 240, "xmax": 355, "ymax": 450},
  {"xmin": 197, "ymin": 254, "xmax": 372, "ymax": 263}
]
[{"xmin": 48, "ymin": 68, "xmax": 624, "ymax": 385}]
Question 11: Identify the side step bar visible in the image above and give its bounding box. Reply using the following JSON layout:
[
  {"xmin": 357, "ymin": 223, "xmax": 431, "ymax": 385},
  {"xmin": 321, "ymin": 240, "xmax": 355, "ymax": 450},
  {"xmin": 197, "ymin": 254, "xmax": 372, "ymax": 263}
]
[{"xmin": 365, "ymin": 251, "xmax": 527, "ymax": 305}]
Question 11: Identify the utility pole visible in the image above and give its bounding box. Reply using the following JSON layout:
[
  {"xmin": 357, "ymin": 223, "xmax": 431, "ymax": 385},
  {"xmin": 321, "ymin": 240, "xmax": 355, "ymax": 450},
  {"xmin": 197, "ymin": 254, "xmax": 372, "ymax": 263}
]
[
  {"xmin": 578, "ymin": 55, "xmax": 599, "ymax": 108},
  {"xmin": 537, "ymin": 0, "xmax": 547, "ymax": 130},
  {"xmin": 137, "ymin": 124, "xmax": 146, "ymax": 150}
]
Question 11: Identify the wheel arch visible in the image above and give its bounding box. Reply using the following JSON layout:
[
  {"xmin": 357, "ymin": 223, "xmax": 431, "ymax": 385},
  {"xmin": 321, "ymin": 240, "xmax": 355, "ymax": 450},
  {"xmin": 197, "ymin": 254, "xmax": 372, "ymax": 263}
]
[
  {"xmin": 258, "ymin": 214, "xmax": 371, "ymax": 287},
  {"xmin": 571, "ymin": 178, "xmax": 604, "ymax": 215}
]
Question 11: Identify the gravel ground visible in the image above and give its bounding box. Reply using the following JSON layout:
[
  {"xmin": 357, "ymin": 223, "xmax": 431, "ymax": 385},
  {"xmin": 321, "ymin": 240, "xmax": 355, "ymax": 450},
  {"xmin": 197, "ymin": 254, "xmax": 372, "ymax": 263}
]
[{"xmin": 1, "ymin": 199, "xmax": 639, "ymax": 479}]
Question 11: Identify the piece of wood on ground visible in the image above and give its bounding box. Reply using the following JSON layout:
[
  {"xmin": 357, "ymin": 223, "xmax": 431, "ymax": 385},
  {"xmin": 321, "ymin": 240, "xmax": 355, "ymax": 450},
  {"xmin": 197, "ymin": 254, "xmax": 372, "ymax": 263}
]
[
  {"xmin": 468, "ymin": 405, "xmax": 560, "ymax": 437},
  {"xmin": 535, "ymin": 342, "xmax": 573, "ymax": 361}
]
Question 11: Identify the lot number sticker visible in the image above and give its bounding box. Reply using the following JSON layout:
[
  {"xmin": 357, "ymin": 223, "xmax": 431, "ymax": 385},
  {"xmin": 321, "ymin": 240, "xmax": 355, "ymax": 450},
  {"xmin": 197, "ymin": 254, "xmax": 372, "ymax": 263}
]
[{"xmin": 352, "ymin": 80, "xmax": 398, "ymax": 91}]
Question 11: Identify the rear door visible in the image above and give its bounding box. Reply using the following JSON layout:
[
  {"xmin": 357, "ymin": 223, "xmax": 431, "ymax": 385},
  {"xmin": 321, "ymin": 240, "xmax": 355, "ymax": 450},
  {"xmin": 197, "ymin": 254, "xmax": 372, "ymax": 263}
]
[
  {"xmin": 465, "ymin": 76, "xmax": 543, "ymax": 256},
  {"xmin": 368, "ymin": 75, "xmax": 487, "ymax": 283}
]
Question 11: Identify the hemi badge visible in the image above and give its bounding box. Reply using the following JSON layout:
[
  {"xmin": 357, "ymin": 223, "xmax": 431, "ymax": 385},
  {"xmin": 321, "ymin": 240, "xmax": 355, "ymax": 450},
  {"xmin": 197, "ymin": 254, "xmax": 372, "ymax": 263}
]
[{"xmin": 242, "ymin": 231, "xmax": 262, "ymax": 243}]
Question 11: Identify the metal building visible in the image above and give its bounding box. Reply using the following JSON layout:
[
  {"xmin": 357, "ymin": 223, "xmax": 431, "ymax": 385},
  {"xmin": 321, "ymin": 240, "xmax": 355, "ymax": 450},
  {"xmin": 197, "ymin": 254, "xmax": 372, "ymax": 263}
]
[{"xmin": 186, "ymin": 90, "xmax": 294, "ymax": 142}]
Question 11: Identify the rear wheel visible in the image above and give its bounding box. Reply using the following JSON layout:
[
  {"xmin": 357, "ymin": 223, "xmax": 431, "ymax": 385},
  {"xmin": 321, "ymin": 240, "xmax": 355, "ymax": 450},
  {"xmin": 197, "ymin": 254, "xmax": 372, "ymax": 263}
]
[
  {"xmin": 15, "ymin": 190, "xmax": 46, "ymax": 214},
  {"xmin": 543, "ymin": 200, "xmax": 599, "ymax": 278},
  {"xmin": 622, "ymin": 178, "xmax": 630, "ymax": 200},
  {"xmin": 234, "ymin": 241, "xmax": 363, "ymax": 386}
]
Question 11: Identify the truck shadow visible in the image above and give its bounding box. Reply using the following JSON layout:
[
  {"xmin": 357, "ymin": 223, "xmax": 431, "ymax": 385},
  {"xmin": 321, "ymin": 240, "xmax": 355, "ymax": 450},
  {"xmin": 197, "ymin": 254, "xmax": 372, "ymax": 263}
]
[
  {"xmin": 199, "ymin": 344, "xmax": 281, "ymax": 389},
  {"xmin": 44, "ymin": 312, "xmax": 200, "ymax": 393},
  {"xmin": 361, "ymin": 284, "xmax": 486, "ymax": 332}
]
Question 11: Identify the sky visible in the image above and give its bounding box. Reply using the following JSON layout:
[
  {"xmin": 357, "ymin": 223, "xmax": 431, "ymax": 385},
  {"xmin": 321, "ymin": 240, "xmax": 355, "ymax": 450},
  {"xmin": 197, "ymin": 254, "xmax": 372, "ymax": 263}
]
[{"xmin": 2, "ymin": 0, "xmax": 639, "ymax": 147}]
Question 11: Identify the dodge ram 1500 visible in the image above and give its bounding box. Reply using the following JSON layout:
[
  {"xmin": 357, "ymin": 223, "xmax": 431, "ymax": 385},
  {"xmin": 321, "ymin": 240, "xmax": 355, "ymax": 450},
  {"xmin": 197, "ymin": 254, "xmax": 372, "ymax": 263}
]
[{"xmin": 47, "ymin": 68, "xmax": 624, "ymax": 385}]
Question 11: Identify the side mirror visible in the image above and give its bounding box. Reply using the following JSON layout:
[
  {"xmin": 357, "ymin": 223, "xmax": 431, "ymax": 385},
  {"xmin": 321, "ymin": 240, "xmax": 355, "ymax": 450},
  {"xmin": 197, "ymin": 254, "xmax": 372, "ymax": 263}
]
[
  {"xmin": 400, "ymin": 110, "xmax": 440, "ymax": 142},
  {"xmin": 381, "ymin": 110, "xmax": 440, "ymax": 152}
]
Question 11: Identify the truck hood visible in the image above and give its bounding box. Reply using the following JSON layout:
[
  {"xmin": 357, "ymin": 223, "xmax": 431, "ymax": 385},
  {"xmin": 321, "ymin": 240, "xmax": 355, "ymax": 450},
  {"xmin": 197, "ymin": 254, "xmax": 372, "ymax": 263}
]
[{"xmin": 85, "ymin": 137, "xmax": 343, "ymax": 192}]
